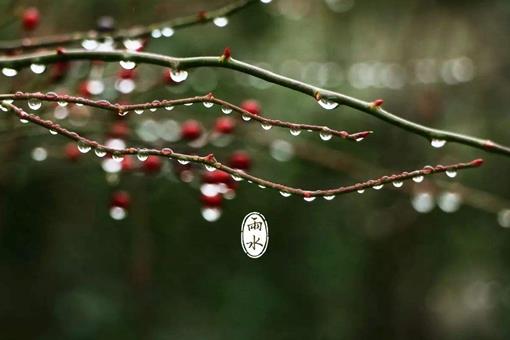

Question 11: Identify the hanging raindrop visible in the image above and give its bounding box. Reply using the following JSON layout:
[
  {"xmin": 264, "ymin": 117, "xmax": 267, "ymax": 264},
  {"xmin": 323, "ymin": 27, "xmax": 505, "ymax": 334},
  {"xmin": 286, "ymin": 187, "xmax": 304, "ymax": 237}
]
[
  {"xmin": 279, "ymin": 191, "xmax": 291, "ymax": 197},
  {"xmin": 137, "ymin": 149, "xmax": 149, "ymax": 161},
  {"xmin": 28, "ymin": 98, "xmax": 42, "ymax": 110},
  {"xmin": 169, "ymin": 69, "xmax": 188, "ymax": 82},
  {"xmin": 373, "ymin": 184, "xmax": 384, "ymax": 190},
  {"xmin": 49, "ymin": 129, "xmax": 58, "ymax": 135},
  {"xmin": 290, "ymin": 128, "xmax": 301, "ymax": 136},
  {"xmin": 112, "ymin": 153, "xmax": 124, "ymax": 162},
  {"xmin": 317, "ymin": 98, "xmax": 339, "ymax": 110},
  {"xmin": 205, "ymin": 164, "xmax": 216, "ymax": 172},
  {"xmin": 242, "ymin": 114, "xmax": 251, "ymax": 121},
  {"xmin": 221, "ymin": 106, "xmax": 232, "ymax": 114},
  {"xmin": 320, "ymin": 131, "xmax": 332, "ymax": 141},
  {"xmin": 446, "ymin": 170, "xmax": 457, "ymax": 178},
  {"xmin": 30, "ymin": 64, "xmax": 46, "ymax": 74},
  {"xmin": 119, "ymin": 60, "xmax": 136, "ymax": 70},
  {"xmin": 203, "ymin": 101, "xmax": 214, "ymax": 108},
  {"xmin": 357, "ymin": 189, "xmax": 365, "ymax": 194},
  {"xmin": 184, "ymin": 102, "xmax": 193, "ymax": 107},
  {"xmin": 430, "ymin": 139, "xmax": 446, "ymax": 148},
  {"xmin": 412, "ymin": 176, "xmax": 424, "ymax": 183},
  {"xmin": 261, "ymin": 123, "xmax": 272, "ymax": 130},
  {"xmin": 178, "ymin": 159, "xmax": 190, "ymax": 165},
  {"xmin": 77, "ymin": 141, "xmax": 91, "ymax": 153},
  {"xmin": 135, "ymin": 109, "xmax": 144, "ymax": 115},
  {"xmin": 94, "ymin": 148, "xmax": 107, "ymax": 157},
  {"xmin": 231, "ymin": 174, "xmax": 243, "ymax": 181},
  {"xmin": 324, "ymin": 195, "xmax": 336, "ymax": 200},
  {"xmin": 213, "ymin": 17, "xmax": 229, "ymax": 27},
  {"xmin": 165, "ymin": 106, "xmax": 174, "ymax": 111},
  {"xmin": 304, "ymin": 196, "xmax": 316, "ymax": 202},
  {"xmin": 392, "ymin": 181, "xmax": 403, "ymax": 188},
  {"xmin": 2, "ymin": 68, "xmax": 17, "ymax": 77},
  {"xmin": 57, "ymin": 101, "xmax": 68, "ymax": 107}
]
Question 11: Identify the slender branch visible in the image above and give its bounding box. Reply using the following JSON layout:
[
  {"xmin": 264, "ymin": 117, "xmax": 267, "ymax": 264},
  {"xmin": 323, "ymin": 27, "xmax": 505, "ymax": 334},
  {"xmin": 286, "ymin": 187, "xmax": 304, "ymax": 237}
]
[
  {"xmin": 0, "ymin": 49, "xmax": 508, "ymax": 156},
  {"xmin": 0, "ymin": 91, "xmax": 372, "ymax": 141},
  {"xmin": 1, "ymin": 101, "xmax": 484, "ymax": 198},
  {"xmin": 0, "ymin": 0, "xmax": 258, "ymax": 52}
]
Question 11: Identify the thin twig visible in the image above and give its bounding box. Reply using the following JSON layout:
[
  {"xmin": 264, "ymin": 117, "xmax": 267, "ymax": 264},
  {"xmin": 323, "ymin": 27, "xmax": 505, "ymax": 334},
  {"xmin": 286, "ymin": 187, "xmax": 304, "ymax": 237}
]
[
  {"xmin": 0, "ymin": 0, "xmax": 258, "ymax": 52},
  {"xmin": 0, "ymin": 91, "xmax": 372, "ymax": 141},
  {"xmin": 0, "ymin": 49, "xmax": 508, "ymax": 156},
  {"xmin": 1, "ymin": 101, "xmax": 484, "ymax": 198}
]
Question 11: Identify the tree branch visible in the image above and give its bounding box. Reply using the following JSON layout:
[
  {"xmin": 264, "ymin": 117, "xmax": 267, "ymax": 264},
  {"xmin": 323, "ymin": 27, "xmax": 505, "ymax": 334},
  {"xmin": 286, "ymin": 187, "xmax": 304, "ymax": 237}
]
[
  {"xmin": 0, "ymin": 91, "xmax": 372, "ymax": 141},
  {"xmin": 0, "ymin": 48, "xmax": 508, "ymax": 156},
  {"xmin": 1, "ymin": 101, "xmax": 484, "ymax": 199},
  {"xmin": 0, "ymin": 0, "xmax": 258, "ymax": 52}
]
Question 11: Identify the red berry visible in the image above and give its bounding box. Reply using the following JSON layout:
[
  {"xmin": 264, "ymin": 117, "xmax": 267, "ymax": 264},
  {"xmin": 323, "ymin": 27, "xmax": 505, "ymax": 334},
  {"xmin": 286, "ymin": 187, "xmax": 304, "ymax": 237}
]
[
  {"xmin": 111, "ymin": 191, "xmax": 130, "ymax": 209},
  {"xmin": 118, "ymin": 68, "xmax": 137, "ymax": 79},
  {"xmin": 240, "ymin": 99, "xmax": 261, "ymax": 116},
  {"xmin": 121, "ymin": 156, "xmax": 135, "ymax": 172},
  {"xmin": 201, "ymin": 194, "xmax": 222, "ymax": 207},
  {"xmin": 142, "ymin": 155, "xmax": 162, "ymax": 174},
  {"xmin": 181, "ymin": 120, "xmax": 202, "ymax": 141},
  {"xmin": 229, "ymin": 151, "xmax": 251, "ymax": 170},
  {"xmin": 222, "ymin": 47, "xmax": 231, "ymax": 60},
  {"xmin": 51, "ymin": 61, "xmax": 70, "ymax": 81},
  {"xmin": 64, "ymin": 143, "xmax": 80, "ymax": 161},
  {"xmin": 214, "ymin": 117, "xmax": 236, "ymax": 134},
  {"xmin": 109, "ymin": 121, "xmax": 130, "ymax": 139},
  {"xmin": 22, "ymin": 7, "xmax": 39, "ymax": 31},
  {"xmin": 78, "ymin": 81, "xmax": 91, "ymax": 98},
  {"xmin": 202, "ymin": 170, "xmax": 231, "ymax": 184}
]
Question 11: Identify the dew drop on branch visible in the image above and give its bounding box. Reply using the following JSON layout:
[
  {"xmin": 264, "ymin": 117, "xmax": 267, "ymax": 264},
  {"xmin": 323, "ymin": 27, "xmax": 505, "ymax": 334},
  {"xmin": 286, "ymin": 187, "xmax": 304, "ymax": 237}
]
[
  {"xmin": 290, "ymin": 128, "xmax": 301, "ymax": 136},
  {"xmin": 304, "ymin": 196, "xmax": 316, "ymax": 202},
  {"xmin": 135, "ymin": 109, "xmax": 144, "ymax": 115},
  {"xmin": 28, "ymin": 98, "xmax": 42, "ymax": 110},
  {"xmin": 203, "ymin": 101, "xmax": 214, "ymax": 108},
  {"xmin": 261, "ymin": 123, "xmax": 272, "ymax": 130},
  {"xmin": 231, "ymin": 174, "xmax": 243, "ymax": 181},
  {"xmin": 357, "ymin": 189, "xmax": 365, "ymax": 194},
  {"xmin": 110, "ymin": 206, "xmax": 127, "ymax": 220},
  {"xmin": 324, "ymin": 195, "xmax": 335, "ymax": 200},
  {"xmin": 2, "ymin": 68, "xmax": 17, "ymax": 77},
  {"xmin": 242, "ymin": 114, "xmax": 251, "ymax": 121},
  {"xmin": 431, "ymin": 139, "xmax": 446, "ymax": 148},
  {"xmin": 30, "ymin": 64, "xmax": 46, "ymax": 74},
  {"xmin": 412, "ymin": 176, "xmax": 424, "ymax": 183},
  {"xmin": 320, "ymin": 131, "xmax": 332, "ymax": 141},
  {"xmin": 137, "ymin": 149, "xmax": 149, "ymax": 161},
  {"xmin": 119, "ymin": 60, "xmax": 136, "ymax": 70},
  {"xmin": 184, "ymin": 102, "xmax": 193, "ymax": 107},
  {"xmin": 77, "ymin": 141, "xmax": 91, "ymax": 153},
  {"xmin": 392, "ymin": 181, "xmax": 403, "ymax": 188},
  {"xmin": 205, "ymin": 164, "xmax": 216, "ymax": 172},
  {"xmin": 221, "ymin": 106, "xmax": 232, "ymax": 114},
  {"xmin": 213, "ymin": 17, "xmax": 229, "ymax": 27},
  {"xmin": 161, "ymin": 27, "xmax": 175, "ymax": 37},
  {"xmin": 57, "ymin": 101, "xmax": 68, "ymax": 107},
  {"xmin": 169, "ymin": 69, "xmax": 188, "ymax": 83},
  {"xmin": 178, "ymin": 159, "xmax": 190, "ymax": 165},
  {"xmin": 202, "ymin": 207, "xmax": 222, "ymax": 222},
  {"xmin": 49, "ymin": 129, "xmax": 58, "ymax": 135},
  {"xmin": 446, "ymin": 170, "xmax": 457, "ymax": 178},
  {"xmin": 279, "ymin": 191, "xmax": 291, "ymax": 197},
  {"xmin": 165, "ymin": 106, "xmax": 174, "ymax": 111},
  {"xmin": 317, "ymin": 98, "xmax": 339, "ymax": 110},
  {"xmin": 94, "ymin": 149, "xmax": 107, "ymax": 157},
  {"xmin": 81, "ymin": 39, "xmax": 98, "ymax": 50},
  {"xmin": 112, "ymin": 154, "xmax": 124, "ymax": 162},
  {"xmin": 373, "ymin": 184, "xmax": 384, "ymax": 190}
]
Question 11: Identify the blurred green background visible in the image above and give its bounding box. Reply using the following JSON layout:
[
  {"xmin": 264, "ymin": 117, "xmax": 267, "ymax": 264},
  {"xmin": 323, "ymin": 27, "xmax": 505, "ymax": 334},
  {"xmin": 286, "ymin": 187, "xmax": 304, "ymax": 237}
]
[{"xmin": 1, "ymin": 0, "xmax": 510, "ymax": 339}]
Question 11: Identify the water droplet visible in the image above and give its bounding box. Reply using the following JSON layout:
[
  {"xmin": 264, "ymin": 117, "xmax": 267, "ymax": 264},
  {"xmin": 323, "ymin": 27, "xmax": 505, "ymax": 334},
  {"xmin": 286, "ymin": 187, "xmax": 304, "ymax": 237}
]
[
  {"xmin": 231, "ymin": 174, "xmax": 243, "ymax": 181},
  {"xmin": 317, "ymin": 97, "xmax": 339, "ymax": 110},
  {"xmin": 431, "ymin": 139, "xmax": 446, "ymax": 148},
  {"xmin": 165, "ymin": 106, "xmax": 174, "ymax": 111},
  {"xmin": 87, "ymin": 79, "xmax": 104, "ymax": 95},
  {"xmin": 260, "ymin": 0, "xmax": 272, "ymax": 3},
  {"xmin": 3, "ymin": 99, "xmax": 12, "ymax": 104},
  {"xmin": 112, "ymin": 153, "xmax": 124, "ymax": 162},
  {"xmin": 279, "ymin": 191, "xmax": 291, "ymax": 197},
  {"xmin": 161, "ymin": 27, "xmax": 175, "ymax": 37},
  {"xmin": 119, "ymin": 60, "xmax": 136, "ymax": 70},
  {"xmin": 184, "ymin": 102, "xmax": 193, "ymax": 107},
  {"xmin": 19, "ymin": 118, "xmax": 29, "ymax": 123},
  {"xmin": 411, "ymin": 192, "xmax": 434, "ymax": 213},
  {"xmin": 261, "ymin": 123, "xmax": 272, "ymax": 130},
  {"xmin": 27, "ymin": 99, "xmax": 42, "ymax": 110},
  {"xmin": 177, "ymin": 159, "xmax": 189, "ymax": 165},
  {"xmin": 49, "ymin": 129, "xmax": 58, "ymax": 135},
  {"xmin": 57, "ymin": 101, "xmax": 68, "ymax": 107},
  {"xmin": 30, "ymin": 64, "xmax": 46, "ymax": 74},
  {"xmin": 242, "ymin": 114, "xmax": 251, "ymax": 121},
  {"xmin": 446, "ymin": 170, "xmax": 457, "ymax": 178},
  {"xmin": 110, "ymin": 206, "xmax": 127, "ymax": 220},
  {"xmin": 290, "ymin": 128, "xmax": 301, "ymax": 136},
  {"xmin": 213, "ymin": 17, "xmax": 229, "ymax": 27},
  {"xmin": 2, "ymin": 68, "xmax": 17, "ymax": 77},
  {"xmin": 81, "ymin": 39, "xmax": 98, "ymax": 50},
  {"xmin": 437, "ymin": 191, "xmax": 462, "ymax": 213},
  {"xmin": 324, "ymin": 195, "xmax": 336, "ymax": 200},
  {"xmin": 77, "ymin": 141, "xmax": 91, "ymax": 153},
  {"xmin": 412, "ymin": 176, "xmax": 424, "ymax": 183},
  {"xmin": 392, "ymin": 181, "xmax": 403, "ymax": 188},
  {"xmin": 149, "ymin": 107, "xmax": 157, "ymax": 112},
  {"xmin": 202, "ymin": 207, "xmax": 222, "ymax": 222},
  {"xmin": 355, "ymin": 137, "xmax": 365, "ymax": 142},
  {"xmin": 135, "ymin": 109, "xmax": 144, "ymax": 115},
  {"xmin": 123, "ymin": 39, "xmax": 143, "ymax": 51},
  {"xmin": 357, "ymin": 189, "xmax": 365, "ymax": 194},
  {"xmin": 373, "ymin": 184, "xmax": 384, "ymax": 190},
  {"xmin": 169, "ymin": 69, "xmax": 188, "ymax": 82},
  {"xmin": 118, "ymin": 110, "xmax": 128, "ymax": 117},
  {"xmin": 94, "ymin": 149, "xmax": 107, "ymax": 157},
  {"xmin": 205, "ymin": 164, "xmax": 216, "ymax": 172},
  {"xmin": 304, "ymin": 196, "xmax": 316, "ymax": 202},
  {"xmin": 258, "ymin": 184, "xmax": 266, "ymax": 189},
  {"xmin": 136, "ymin": 150, "xmax": 149, "ymax": 161},
  {"xmin": 203, "ymin": 101, "xmax": 214, "ymax": 108},
  {"xmin": 320, "ymin": 131, "xmax": 332, "ymax": 141},
  {"xmin": 221, "ymin": 106, "xmax": 232, "ymax": 114},
  {"xmin": 151, "ymin": 29, "xmax": 162, "ymax": 38}
]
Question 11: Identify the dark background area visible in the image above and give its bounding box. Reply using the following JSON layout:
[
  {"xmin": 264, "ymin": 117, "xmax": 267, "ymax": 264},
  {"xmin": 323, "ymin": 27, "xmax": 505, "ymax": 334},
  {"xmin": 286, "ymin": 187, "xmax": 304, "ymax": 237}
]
[{"xmin": 0, "ymin": 0, "xmax": 510, "ymax": 339}]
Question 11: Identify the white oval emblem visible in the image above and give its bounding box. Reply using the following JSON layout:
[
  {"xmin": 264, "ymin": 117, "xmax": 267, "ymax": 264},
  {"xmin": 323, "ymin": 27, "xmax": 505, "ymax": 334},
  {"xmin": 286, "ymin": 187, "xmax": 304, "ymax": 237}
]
[{"xmin": 241, "ymin": 212, "xmax": 269, "ymax": 258}]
